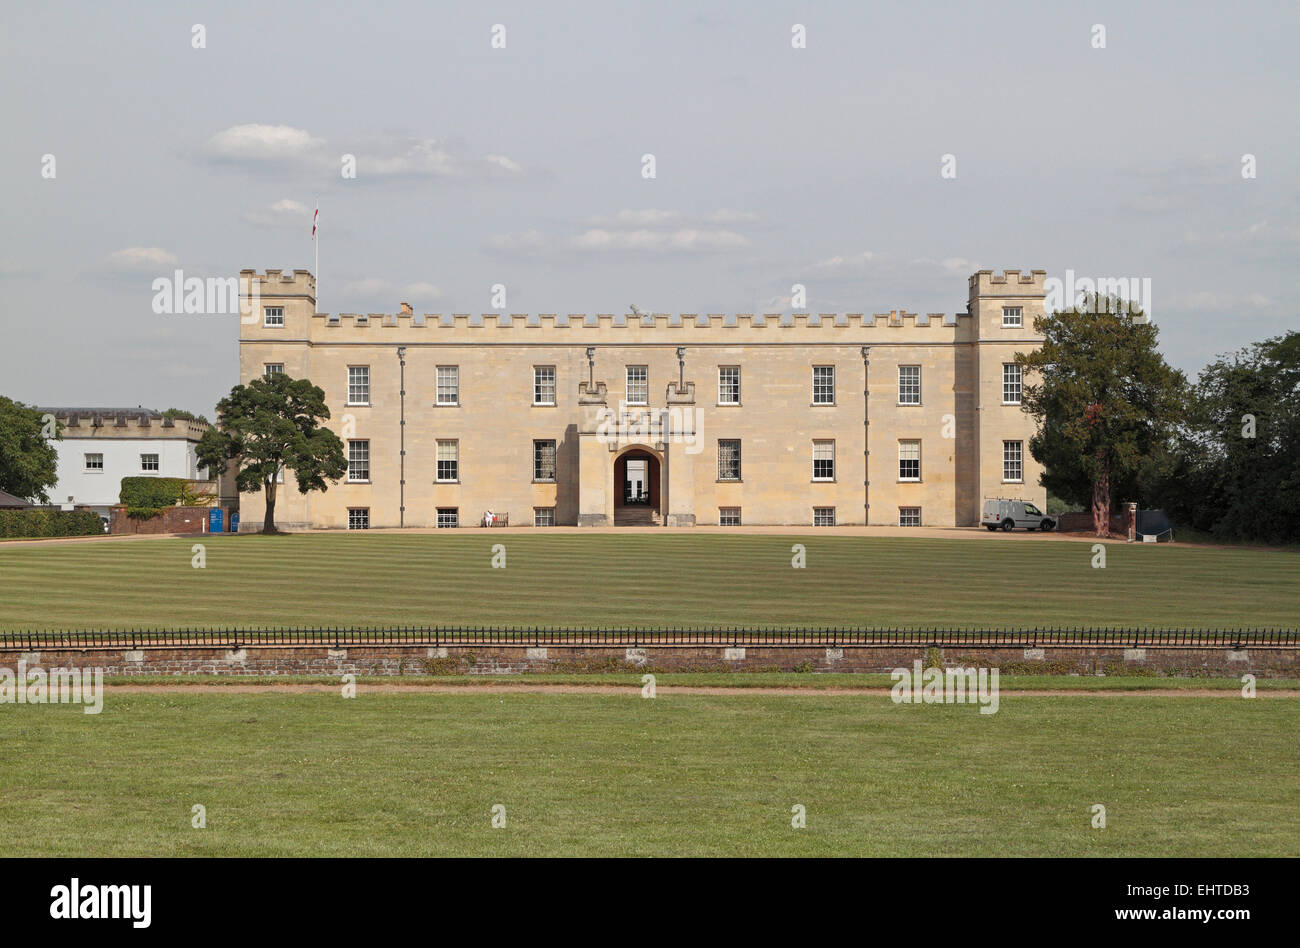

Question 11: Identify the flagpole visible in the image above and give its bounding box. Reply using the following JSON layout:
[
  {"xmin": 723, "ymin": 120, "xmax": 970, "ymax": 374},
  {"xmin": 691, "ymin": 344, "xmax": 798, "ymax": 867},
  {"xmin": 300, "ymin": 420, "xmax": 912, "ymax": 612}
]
[{"xmin": 313, "ymin": 200, "xmax": 319, "ymax": 314}]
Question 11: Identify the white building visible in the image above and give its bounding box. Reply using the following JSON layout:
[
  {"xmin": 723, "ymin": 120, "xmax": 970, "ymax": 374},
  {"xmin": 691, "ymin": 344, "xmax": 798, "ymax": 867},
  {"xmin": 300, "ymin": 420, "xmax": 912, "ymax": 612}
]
[{"xmin": 39, "ymin": 408, "xmax": 211, "ymax": 518}]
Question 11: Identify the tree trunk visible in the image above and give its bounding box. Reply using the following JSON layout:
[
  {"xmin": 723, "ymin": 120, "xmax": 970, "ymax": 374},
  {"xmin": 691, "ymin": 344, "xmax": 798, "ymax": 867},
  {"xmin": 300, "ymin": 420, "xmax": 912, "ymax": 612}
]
[
  {"xmin": 1091, "ymin": 454, "xmax": 1111, "ymax": 537},
  {"xmin": 263, "ymin": 477, "xmax": 278, "ymax": 534}
]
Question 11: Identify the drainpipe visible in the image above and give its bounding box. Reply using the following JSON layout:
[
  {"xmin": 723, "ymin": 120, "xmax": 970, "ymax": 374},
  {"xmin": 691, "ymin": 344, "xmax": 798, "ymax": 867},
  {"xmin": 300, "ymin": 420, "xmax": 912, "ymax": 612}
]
[
  {"xmin": 397, "ymin": 346, "xmax": 407, "ymax": 527},
  {"xmin": 861, "ymin": 346, "xmax": 870, "ymax": 526},
  {"xmin": 659, "ymin": 409, "xmax": 669, "ymax": 528}
]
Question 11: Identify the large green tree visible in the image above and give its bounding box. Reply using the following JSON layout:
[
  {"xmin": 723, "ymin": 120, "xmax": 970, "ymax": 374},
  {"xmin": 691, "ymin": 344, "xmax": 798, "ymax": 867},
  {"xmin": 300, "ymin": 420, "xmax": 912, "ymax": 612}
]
[
  {"xmin": 1157, "ymin": 331, "xmax": 1300, "ymax": 543},
  {"xmin": 0, "ymin": 396, "xmax": 60, "ymax": 502},
  {"xmin": 1015, "ymin": 296, "xmax": 1186, "ymax": 536},
  {"xmin": 197, "ymin": 374, "xmax": 346, "ymax": 533}
]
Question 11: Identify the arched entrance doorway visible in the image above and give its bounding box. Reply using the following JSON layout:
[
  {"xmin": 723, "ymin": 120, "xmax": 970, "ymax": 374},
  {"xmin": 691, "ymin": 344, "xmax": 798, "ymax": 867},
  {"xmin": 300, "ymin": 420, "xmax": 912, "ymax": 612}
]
[{"xmin": 614, "ymin": 448, "xmax": 661, "ymax": 526}]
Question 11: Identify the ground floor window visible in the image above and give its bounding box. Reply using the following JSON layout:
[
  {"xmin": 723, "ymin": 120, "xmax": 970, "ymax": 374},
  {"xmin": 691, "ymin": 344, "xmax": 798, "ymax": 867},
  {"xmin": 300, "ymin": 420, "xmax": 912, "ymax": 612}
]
[
  {"xmin": 719, "ymin": 507, "xmax": 741, "ymax": 526},
  {"xmin": 899, "ymin": 506, "xmax": 921, "ymax": 527},
  {"xmin": 347, "ymin": 508, "xmax": 369, "ymax": 530},
  {"xmin": 436, "ymin": 507, "xmax": 458, "ymax": 528},
  {"xmin": 814, "ymin": 506, "xmax": 836, "ymax": 526},
  {"xmin": 534, "ymin": 507, "xmax": 555, "ymax": 527}
]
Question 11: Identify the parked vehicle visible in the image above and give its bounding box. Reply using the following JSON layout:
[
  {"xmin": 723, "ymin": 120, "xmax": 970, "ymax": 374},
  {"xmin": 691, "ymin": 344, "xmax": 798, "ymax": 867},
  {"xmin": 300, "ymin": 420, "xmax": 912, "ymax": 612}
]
[{"xmin": 982, "ymin": 498, "xmax": 1055, "ymax": 532}]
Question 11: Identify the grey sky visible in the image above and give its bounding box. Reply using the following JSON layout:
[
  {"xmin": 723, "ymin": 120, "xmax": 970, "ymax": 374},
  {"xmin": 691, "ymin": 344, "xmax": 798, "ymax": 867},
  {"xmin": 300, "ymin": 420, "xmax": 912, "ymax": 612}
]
[{"xmin": 2, "ymin": 0, "xmax": 1297, "ymax": 416}]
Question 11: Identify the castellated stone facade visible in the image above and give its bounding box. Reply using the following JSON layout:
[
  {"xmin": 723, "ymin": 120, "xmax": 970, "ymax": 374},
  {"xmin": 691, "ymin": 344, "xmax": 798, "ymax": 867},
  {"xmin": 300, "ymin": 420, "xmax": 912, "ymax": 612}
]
[{"xmin": 236, "ymin": 267, "xmax": 1047, "ymax": 529}]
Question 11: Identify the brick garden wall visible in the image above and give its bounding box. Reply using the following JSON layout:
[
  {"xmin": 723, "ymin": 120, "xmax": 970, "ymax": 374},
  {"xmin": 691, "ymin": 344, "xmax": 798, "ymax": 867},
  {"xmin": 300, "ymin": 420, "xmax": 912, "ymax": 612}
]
[
  {"xmin": 109, "ymin": 506, "xmax": 216, "ymax": 535},
  {"xmin": 1, "ymin": 644, "xmax": 1294, "ymax": 678}
]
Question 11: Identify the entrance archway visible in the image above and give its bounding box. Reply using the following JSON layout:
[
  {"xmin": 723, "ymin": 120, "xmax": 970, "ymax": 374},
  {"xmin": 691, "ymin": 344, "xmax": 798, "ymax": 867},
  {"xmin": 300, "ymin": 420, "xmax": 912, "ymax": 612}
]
[{"xmin": 614, "ymin": 448, "xmax": 661, "ymax": 526}]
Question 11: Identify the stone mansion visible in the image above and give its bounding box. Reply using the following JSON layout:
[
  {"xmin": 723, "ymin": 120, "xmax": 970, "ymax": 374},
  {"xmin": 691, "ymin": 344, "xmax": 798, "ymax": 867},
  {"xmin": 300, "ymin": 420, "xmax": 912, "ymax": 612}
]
[{"xmin": 237, "ymin": 267, "xmax": 1047, "ymax": 529}]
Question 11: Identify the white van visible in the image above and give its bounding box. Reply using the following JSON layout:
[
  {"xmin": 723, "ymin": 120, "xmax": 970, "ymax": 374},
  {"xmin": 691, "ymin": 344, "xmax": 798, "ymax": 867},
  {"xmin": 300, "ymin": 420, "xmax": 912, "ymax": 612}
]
[{"xmin": 982, "ymin": 498, "xmax": 1055, "ymax": 532}]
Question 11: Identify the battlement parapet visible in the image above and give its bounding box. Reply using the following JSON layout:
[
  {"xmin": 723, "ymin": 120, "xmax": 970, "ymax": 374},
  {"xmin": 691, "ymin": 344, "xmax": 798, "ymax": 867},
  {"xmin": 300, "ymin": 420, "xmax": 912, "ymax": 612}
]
[
  {"xmin": 968, "ymin": 269, "xmax": 1047, "ymax": 298},
  {"xmin": 240, "ymin": 268, "xmax": 317, "ymax": 300},
  {"xmin": 307, "ymin": 310, "xmax": 971, "ymax": 331}
]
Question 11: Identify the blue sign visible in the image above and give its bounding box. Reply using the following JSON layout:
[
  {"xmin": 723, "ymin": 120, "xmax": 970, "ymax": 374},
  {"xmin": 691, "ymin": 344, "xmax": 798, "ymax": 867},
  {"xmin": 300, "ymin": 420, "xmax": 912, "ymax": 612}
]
[{"xmin": 209, "ymin": 508, "xmax": 223, "ymax": 533}]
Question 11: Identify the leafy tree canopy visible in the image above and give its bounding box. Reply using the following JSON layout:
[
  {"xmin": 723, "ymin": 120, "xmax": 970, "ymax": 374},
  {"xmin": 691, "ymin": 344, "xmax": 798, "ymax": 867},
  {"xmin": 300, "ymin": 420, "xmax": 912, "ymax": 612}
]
[
  {"xmin": 196, "ymin": 374, "xmax": 345, "ymax": 533},
  {"xmin": 1015, "ymin": 295, "xmax": 1186, "ymax": 535},
  {"xmin": 0, "ymin": 396, "xmax": 60, "ymax": 503}
]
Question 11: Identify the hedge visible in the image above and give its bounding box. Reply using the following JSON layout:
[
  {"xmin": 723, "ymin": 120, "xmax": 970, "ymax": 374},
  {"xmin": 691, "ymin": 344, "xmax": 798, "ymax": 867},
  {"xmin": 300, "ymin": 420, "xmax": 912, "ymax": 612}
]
[
  {"xmin": 119, "ymin": 477, "xmax": 189, "ymax": 510},
  {"xmin": 0, "ymin": 508, "xmax": 104, "ymax": 539}
]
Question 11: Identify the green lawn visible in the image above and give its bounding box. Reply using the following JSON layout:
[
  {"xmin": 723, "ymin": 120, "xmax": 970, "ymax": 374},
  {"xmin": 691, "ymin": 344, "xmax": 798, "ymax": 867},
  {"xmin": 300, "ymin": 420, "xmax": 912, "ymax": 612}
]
[
  {"xmin": 1, "ymin": 691, "xmax": 1295, "ymax": 856},
  {"xmin": 0, "ymin": 533, "xmax": 1295, "ymax": 631}
]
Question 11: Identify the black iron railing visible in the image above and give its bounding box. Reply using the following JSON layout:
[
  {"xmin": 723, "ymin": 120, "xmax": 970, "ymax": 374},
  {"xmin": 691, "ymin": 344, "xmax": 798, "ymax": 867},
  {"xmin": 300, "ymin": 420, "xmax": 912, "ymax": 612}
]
[{"xmin": 0, "ymin": 626, "xmax": 1294, "ymax": 650}]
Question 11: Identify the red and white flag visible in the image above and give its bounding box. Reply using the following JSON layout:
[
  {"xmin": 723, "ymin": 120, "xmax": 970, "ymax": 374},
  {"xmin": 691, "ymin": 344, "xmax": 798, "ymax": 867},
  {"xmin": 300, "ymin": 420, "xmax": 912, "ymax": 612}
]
[{"xmin": 312, "ymin": 205, "xmax": 318, "ymax": 238}]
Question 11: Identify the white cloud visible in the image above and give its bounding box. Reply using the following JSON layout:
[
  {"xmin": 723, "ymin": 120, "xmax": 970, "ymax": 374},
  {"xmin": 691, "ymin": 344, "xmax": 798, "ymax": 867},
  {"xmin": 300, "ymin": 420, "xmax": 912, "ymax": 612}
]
[
  {"xmin": 338, "ymin": 278, "xmax": 443, "ymax": 304},
  {"xmin": 1168, "ymin": 291, "xmax": 1276, "ymax": 312},
  {"xmin": 203, "ymin": 126, "xmax": 522, "ymax": 181},
  {"xmin": 589, "ymin": 209, "xmax": 683, "ymax": 227},
  {"xmin": 590, "ymin": 208, "xmax": 758, "ymax": 228},
  {"xmin": 486, "ymin": 230, "xmax": 548, "ymax": 254},
  {"xmin": 400, "ymin": 281, "xmax": 442, "ymax": 300},
  {"xmin": 340, "ymin": 277, "xmax": 394, "ymax": 297},
  {"xmin": 809, "ymin": 251, "xmax": 876, "ymax": 273},
  {"xmin": 0, "ymin": 261, "xmax": 37, "ymax": 279},
  {"xmin": 105, "ymin": 247, "xmax": 179, "ymax": 271},
  {"xmin": 484, "ymin": 154, "xmax": 523, "ymax": 174},
  {"xmin": 360, "ymin": 138, "xmax": 524, "ymax": 179},
  {"xmin": 1181, "ymin": 220, "xmax": 1300, "ymax": 252},
  {"xmin": 571, "ymin": 227, "xmax": 749, "ymax": 253},
  {"xmin": 205, "ymin": 124, "xmax": 324, "ymax": 161},
  {"xmin": 243, "ymin": 198, "xmax": 311, "ymax": 229},
  {"xmin": 706, "ymin": 209, "xmax": 760, "ymax": 224}
]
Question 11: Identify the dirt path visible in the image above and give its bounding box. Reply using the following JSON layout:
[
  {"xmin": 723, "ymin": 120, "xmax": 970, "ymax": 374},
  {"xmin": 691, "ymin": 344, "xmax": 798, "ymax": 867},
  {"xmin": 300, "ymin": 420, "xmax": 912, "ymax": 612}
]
[{"xmin": 100, "ymin": 682, "xmax": 1300, "ymax": 698}]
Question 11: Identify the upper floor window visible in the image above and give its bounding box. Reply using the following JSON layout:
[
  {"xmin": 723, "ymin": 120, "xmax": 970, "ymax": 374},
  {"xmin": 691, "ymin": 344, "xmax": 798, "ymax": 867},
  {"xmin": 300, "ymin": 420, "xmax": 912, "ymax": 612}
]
[
  {"xmin": 534, "ymin": 366, "xmax": 556, "ymax": 406},
  {"xmin": 1003, "ymin": 440, "xmax": 1023, "ymax": 483},
  {"xmin": 813, "ymin": 440, "xmax": 835, "ymax": 481},
  {"xmin": 813, "ymin": 365, "xmax": 835, "ymax": 405},
  {"xmin": 437, "ymin": 366, "xmax": 459, "ymax": 406},
  {"xmin": 1002, "ymin": 306, "xmax": 1023, "ymax": 328},
  {"xmin": 263, "ymin": 306, "xmax": 284, "ymax": 327},
  {"xmin": 436, "ymin": 440, "xmax": 459, "ymax": 482},
  {"xmin": 140, "ymin": 453, "xmax": 160, "ymax": 473},
  {"xmin": 347, "ymin": 440, "xmax": 370, "ymax": 482},
  {"xmin": 899, "ymin": 440, "xmax": 921, "ymax": 482},
  {"xmin": 718, "ymin": 366, "xmax": 740, "ymax": 405},
  {"xmin": 898, "ymin": 365, "xmax": 921, "ymax": 405},
  {"xmin": 626, "ymin": 365, "xmax": 648, "ymax": 405},
  {"xmin": 347, "ymin": 366, "xmax": 370, "ymax": 405},
  {"xmin": 264, "ymin": 363, "xmax": 284, "ymax": 377},
  {"xmin": 84, "ymin": 453, "xmax": 103, "ymax": 472},
  {"xmin": 1002, "ymin": 363, "xmax": 1022, "ymax": 404},
  {"xmin": 717, "ymin": 439, "xmax": 741, "ymax": 481},
  {"xmin": 533, "ymin": 440, "xmax": 557, "ymax": 482}
]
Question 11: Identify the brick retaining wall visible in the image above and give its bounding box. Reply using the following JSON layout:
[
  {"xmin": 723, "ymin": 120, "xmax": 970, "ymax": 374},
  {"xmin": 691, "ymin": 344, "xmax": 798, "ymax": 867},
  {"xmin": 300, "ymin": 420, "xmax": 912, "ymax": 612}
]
[{"xmin": 1, "ymin": 644, "xmax": 1294, "ymax": 678}]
